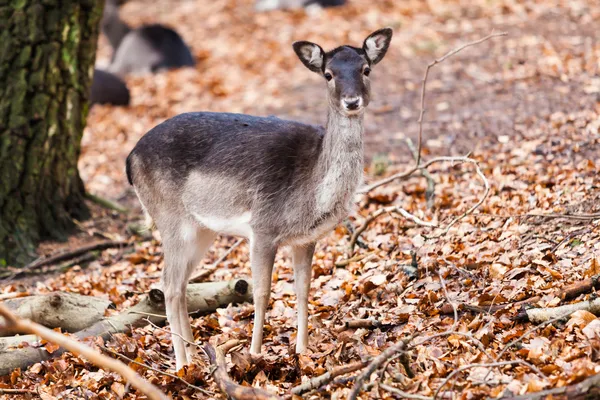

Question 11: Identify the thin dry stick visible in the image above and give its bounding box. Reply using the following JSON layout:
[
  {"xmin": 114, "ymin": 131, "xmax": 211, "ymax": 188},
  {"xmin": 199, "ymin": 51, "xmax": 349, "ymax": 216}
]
[
  {"xmin": 414, "ymin": 31, "xmax": 507, "ymax": 165},
  {"xmin": 0, "ymin": 303, "xmax": 169, "ymax": 400},
  {"xmin": 362, "ymin": 31, "xmax": 507, "ymax": 194},
  {"xmin": 189, "ymin": 238, "xmax": 245, "ymax": 283},
  {"xmin": 101, "ymin": 345, "xmax": 214, "ymax": 397}
]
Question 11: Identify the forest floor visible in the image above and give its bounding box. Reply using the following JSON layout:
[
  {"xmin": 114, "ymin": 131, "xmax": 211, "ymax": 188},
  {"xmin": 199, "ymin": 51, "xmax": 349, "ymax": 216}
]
[{"xmin": 2, "ymin": 0, "xmax": 600, "ymax": 399}]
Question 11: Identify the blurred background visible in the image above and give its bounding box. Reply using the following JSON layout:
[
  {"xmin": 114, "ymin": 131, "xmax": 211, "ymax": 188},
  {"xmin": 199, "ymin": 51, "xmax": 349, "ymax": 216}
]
[{"xmin": 84, "ymin": 0, "xmax": 600, "ymax": 209}]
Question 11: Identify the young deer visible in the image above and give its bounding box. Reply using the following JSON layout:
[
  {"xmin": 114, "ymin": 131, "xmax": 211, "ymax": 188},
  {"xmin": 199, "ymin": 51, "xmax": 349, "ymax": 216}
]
[{"xmin": 126, "ymin": 28, "xmax": 393, "ymax": 370}]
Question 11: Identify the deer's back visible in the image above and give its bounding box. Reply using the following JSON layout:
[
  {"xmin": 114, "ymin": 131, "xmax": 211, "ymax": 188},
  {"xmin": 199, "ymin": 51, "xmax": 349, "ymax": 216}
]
[{"xmin": 128, "ymin": 112, "xmax": 323, "ymax": 193}]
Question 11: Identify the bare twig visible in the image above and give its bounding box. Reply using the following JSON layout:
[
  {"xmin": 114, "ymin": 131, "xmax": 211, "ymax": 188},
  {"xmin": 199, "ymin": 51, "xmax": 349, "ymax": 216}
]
[
  {"xmin": 414, "ymin": 31, "xmax": 508, "ymax": 166},
  {"xmin": 0, "ymin": 303, "xmax": 169, "ymax": 400},
  {"xmin": 189, "ymin": 238, "xmax": 245, "ymax": 283},
  {"xmin": 406, "ymin": 137, "xmax": 436, "ymax": 209},
  {"xmin": 291, "ymin": 360, "xmax": 369, "ymax": 395},
  {"xmin": 362, "ymin": 31, "xmax": 507, "ymax": 194},
  {"xmin": 2, "ymin": 240, "xmax": 130, "ymax": 282}
]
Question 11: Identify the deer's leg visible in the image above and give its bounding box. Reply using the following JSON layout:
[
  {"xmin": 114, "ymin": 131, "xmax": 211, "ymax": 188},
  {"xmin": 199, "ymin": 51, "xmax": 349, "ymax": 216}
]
[
  {"xmin": 161, "ymin": 222, "xmax": 213, "ymax": 371},
  {"xmin": 178, "ymin": 228, "xmax": 216, "ymax": 363},
  {"xmin": 249, "ymin": 235, "xmax": 278, "ymax": 355},
  {"xmin": 291, "ymin": 243, "xmax": 315, "ymax": 354}
]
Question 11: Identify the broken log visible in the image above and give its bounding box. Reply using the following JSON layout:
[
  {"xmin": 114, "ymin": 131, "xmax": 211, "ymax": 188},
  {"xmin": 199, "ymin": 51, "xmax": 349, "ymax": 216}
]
[
  {"xmin": 0, "ymin": 279, "xmax": 252, "ymax": 376},
  {"xmin": 0, "ymin": 292, "xmax": 110, "ymax": 336}
]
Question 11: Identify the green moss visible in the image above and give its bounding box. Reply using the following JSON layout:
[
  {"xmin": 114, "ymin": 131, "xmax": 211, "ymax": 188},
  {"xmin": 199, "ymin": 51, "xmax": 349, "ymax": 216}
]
[{"xmin": 10, "ymin": 0, "xmax": 26, "ymax": 10}]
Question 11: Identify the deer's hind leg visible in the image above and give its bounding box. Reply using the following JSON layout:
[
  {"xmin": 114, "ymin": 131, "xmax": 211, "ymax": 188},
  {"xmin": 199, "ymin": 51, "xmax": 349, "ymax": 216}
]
[{"xmin": 160, "ymin": 219, "xmax": 216, "ymax": 370}]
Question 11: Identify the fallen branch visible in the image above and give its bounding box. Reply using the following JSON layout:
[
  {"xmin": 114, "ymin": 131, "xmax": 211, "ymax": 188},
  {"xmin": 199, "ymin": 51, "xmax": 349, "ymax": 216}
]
[
  {"xmin": 85, "ymin": 192, "xmax": 129, "ymax": 214},
  {"xmin": 0, "ymin": 303, "xmax": 169, "ymax": 400},
  {"xmin": 0, "ymin": 292, "xmax": 110, "ymax": 336},
  {"xmin": 291, "ymin": 360, "xmax": 369, "ymax": 396},
  {"xmin": 335, "ymin": 318, "xmax": 380, "ymax": 333},
  {"xmin": 189, "ymin": 238, "xmax": 245, "ymax": 283},
  {"xmin": 519, "ymin": 297, "xmax": 600, "ymax": 324},
  {"xmin": 1, "ymin": 240, "xmax": 130, "ymax": 282},
  {"xmin": 0, "ymin": 279, "xmax": 252, "ymax": 375},
  {"xmin": 205, "ymin": 342, "xmax": 281, "ymax": 400}
]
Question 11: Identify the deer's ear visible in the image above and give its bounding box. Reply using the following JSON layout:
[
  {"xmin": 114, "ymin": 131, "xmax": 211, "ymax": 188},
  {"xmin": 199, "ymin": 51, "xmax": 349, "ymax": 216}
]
[
  {"xmin": 293, "ymin": 41, "xmax": 325, "ymax": 73},
  {"xmin": 363, "ymin": 28, "xmax": 393, "ymax": 65}
]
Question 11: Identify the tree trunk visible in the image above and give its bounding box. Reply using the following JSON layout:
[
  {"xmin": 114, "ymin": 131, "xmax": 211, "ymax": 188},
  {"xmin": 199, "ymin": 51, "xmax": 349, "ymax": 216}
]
[{"xmin": 0, "ymin": 0, "xmax": 103, "ymax": 267}]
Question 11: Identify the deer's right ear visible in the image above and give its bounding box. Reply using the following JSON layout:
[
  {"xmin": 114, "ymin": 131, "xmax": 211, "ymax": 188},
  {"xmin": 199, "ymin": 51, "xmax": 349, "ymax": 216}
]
[{"xmin": 293, "ymin": 41, "xmax": 325, "ymax": 73}]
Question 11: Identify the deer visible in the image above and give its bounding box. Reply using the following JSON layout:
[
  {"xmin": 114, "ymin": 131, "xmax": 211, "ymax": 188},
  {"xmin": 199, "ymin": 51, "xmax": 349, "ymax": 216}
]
[
  {"xmin": 126, "ymin": 28, "xmax": 393, "ymax": 370},
  {"xmin": 101, "ymin": 0, "xmax": 195, "ymax": 76}
]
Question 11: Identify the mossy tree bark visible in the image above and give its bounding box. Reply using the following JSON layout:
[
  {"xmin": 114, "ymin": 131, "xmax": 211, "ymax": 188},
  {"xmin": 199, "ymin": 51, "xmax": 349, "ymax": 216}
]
[{"xmin": 0, "ymin": 0, "xmax": 103, "ymax": 267}]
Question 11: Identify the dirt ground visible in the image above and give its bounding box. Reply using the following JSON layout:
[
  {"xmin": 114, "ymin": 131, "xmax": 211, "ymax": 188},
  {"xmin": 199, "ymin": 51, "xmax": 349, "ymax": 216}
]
[{"xmin": 2, "ymin": 0, "xmax": 600, "ymax": 399}]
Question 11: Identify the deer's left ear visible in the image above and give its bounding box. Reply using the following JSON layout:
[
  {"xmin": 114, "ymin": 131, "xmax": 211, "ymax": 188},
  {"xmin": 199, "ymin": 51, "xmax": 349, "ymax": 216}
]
[{"xmin": 363, "ymin": 28, "xmax": 393, "ymax": 65}]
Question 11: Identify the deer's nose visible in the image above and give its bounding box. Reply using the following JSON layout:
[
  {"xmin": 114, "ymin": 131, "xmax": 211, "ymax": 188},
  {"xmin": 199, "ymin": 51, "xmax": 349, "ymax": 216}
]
[{"xmin": 343, "ymin": 97, "xmax": 362, "ymax": 111}]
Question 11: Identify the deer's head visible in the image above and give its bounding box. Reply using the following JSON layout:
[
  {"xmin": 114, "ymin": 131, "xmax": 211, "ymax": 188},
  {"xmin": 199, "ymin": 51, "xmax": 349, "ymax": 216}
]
[{"xmin": 293, "ymin": 28, "xmax": 393, "ymax": 116}]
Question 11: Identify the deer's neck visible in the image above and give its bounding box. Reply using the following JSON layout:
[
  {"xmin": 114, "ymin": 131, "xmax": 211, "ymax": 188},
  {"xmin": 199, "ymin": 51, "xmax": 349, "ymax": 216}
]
[{"xmin": 314, "ymin": 108, "xmax": 364, "ymax": 215}]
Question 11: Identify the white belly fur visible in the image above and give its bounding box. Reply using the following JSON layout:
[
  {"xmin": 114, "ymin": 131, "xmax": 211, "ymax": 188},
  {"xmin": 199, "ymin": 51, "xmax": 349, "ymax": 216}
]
[{"xmin": 192, "ymin": 212, "xmax": 253, "ymax": 238}]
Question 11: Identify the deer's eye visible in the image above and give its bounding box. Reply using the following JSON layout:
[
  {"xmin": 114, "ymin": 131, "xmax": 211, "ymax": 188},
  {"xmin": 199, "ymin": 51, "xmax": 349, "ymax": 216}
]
[
  {"xmin": 363, "ymin": 67, "xmax": 371, "ymax": 76},
  {"xmin": 324, "ymin": 72, "xmax": 333, "ymax": 81}
]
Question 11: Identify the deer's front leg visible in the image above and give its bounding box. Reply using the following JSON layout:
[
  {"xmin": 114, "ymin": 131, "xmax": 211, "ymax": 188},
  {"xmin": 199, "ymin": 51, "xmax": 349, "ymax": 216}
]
[
  {"xmin": 292, "ymin": 243, "xmax": 315, "ymax": 354},
  {"xmin": 249, "ymin": 235, "xmax": 277, "ymax": 355}
]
